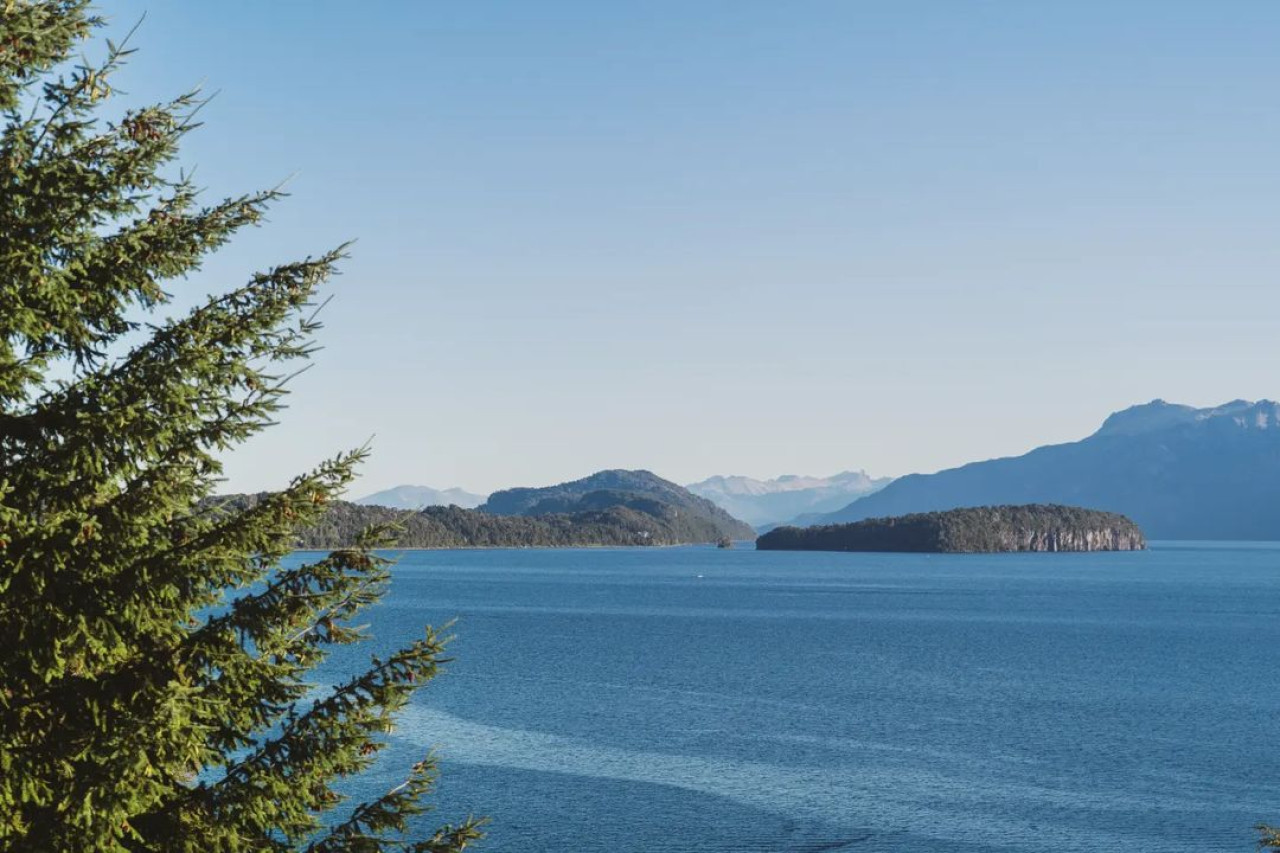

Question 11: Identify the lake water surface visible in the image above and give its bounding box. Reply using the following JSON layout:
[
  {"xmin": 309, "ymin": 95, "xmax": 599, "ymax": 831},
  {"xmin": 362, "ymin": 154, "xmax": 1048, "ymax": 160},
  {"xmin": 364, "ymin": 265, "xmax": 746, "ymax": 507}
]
[{"xmin": 312, "ymin": 543, "xmax": 1280, "ymax": 852}]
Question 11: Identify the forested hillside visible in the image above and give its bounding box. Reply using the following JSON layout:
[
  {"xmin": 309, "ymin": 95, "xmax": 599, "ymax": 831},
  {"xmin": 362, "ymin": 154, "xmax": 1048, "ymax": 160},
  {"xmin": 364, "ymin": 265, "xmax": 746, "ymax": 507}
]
[
  {"xmin": 479, "ymin": 469, "xmax": 755, "ymax": 539},
  {"xmin": 209, "ymin": 494, "xmax": 749, "ymax": 548}
]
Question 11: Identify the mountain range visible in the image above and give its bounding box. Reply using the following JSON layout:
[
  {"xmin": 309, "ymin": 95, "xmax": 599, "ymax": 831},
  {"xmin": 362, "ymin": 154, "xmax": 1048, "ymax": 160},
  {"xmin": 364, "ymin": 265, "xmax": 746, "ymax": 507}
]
[
  {"xmin": 685, "ymin": 471, "xmax": 892, "ymax": 527},
  {"xmin": 232, "ymin": 469, "xmax": 755, "ymax": 549},
  {"xmin": 354, "ymin": 484, "xmax": 486, "ymax": 510},
  {"xmin": 800, "ymin": 399, "xmax": 1280, "ymax": 540},
  {"xmin": 347, "ymin": 398, "xmax": 1280, "ymax": 541}
]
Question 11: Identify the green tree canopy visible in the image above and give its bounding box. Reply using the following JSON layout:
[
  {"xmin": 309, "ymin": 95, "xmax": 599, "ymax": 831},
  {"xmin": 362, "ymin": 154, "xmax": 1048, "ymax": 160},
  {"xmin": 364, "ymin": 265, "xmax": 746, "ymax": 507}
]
[{"xmin": 0, "ymin": 3, "xmax": 481, "ymax": 850}]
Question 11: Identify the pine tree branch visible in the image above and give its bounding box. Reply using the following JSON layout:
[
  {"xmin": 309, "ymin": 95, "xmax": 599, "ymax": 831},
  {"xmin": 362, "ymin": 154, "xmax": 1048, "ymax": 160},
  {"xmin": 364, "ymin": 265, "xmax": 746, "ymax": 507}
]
[
  {"xmin": 189, "ymin": 630, "xmax": 451, "ymax": 843},
  {"xmin": 29, "ymin": 10, "xmax": 141, "ymax": 152}
]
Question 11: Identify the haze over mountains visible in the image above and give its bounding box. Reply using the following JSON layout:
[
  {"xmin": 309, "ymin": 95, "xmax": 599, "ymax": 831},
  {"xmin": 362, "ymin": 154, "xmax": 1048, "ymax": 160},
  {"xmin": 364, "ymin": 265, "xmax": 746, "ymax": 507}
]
[
  {"xmin": 356, "ymin": 471, "xmax": 891, "ymax": 531},
  {"xmin": 349, "ymin": 399, "xmax": 1280, "ymax": 541},
  {"xmin": 354, "ymin": 485, "xmax": 486, "ymax": 510},
  {"xmin": 686, "ymin": 471, "xmax": 892, "ymax": 528},
  {"xmin": 802, "ymin": 399, "xmax": 1280, "ymax": 541}
]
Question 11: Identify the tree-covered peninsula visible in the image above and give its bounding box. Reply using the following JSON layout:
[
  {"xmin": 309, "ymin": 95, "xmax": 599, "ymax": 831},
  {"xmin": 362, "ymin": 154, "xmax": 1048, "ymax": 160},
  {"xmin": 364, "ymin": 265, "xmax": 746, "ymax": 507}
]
[
  {"xmin": 756, "ymin": 504, "xmax": 1146, "ymax": 553},
  {"xmin": 213, "ymin": 485, "xmax": 752, "ymax": 549}
]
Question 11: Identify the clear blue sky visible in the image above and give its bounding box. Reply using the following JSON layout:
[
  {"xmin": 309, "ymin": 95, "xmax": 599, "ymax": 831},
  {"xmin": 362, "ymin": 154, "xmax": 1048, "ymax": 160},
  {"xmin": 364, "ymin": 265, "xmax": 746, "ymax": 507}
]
[{"xmin": 103, "ymin": 1, "xmax": 1280, "ymax": 494}]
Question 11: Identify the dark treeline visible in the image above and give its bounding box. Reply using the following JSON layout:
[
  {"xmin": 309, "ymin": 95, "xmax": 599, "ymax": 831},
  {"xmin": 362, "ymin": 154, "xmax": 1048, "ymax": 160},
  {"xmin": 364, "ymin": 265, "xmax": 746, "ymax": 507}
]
[
  {"xmin": 209, "ymin": 495, "xmax": 748, "ymax": 549},
  {"xmin": 757, "ymin": 504, "xmax": 1146, "ymax": 553}
]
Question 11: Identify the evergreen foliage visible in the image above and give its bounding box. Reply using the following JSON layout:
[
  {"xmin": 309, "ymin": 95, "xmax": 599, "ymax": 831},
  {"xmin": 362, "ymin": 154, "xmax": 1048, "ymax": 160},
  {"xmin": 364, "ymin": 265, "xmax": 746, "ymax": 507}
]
[{"xmin": 0, "ymin": 4, "xmax": 480, "ymax": 850}]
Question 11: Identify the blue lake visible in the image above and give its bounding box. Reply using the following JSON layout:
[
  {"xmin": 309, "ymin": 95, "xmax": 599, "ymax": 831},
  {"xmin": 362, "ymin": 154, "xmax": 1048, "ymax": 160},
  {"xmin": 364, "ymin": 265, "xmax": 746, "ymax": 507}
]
[{"xmin": 311, "ymin": 543, "xmax": 1280, "ymax": 852}]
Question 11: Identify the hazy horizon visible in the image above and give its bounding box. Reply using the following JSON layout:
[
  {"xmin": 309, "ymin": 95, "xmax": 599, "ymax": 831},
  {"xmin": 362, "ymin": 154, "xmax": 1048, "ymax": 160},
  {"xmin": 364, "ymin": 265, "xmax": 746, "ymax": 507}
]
[
  {"xmin": 103, "ymin": 2, "xmax": 1280, "ymax": 496},
  {"xmin": 353, "ymin": 395, "xmax": 1267, "ymax": 496},
  {"xmin": 358, "ymin": 466, "xmax": 889, "ymax": 497}
]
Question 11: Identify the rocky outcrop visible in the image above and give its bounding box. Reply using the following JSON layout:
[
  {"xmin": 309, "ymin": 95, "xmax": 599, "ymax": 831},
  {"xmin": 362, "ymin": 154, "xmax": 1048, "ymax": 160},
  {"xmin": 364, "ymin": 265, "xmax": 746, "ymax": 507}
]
[
  {"xmin": 756, "ymin": 504, "xmax": 1146, "ymax": 553},
  {"xmin": 995, "ymin": 526, "xmax": 1145, "ymax": 552}
]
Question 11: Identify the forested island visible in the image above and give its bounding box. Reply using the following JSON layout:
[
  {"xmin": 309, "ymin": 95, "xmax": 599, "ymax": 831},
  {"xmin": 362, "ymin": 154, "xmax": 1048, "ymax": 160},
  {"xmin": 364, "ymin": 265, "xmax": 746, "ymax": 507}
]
[
  {"xmin": 756, "ymin": 504, "xmax": 1146, "ymax": 553},
  {"xmin": 211, "ymin": 470, "xmax": 754, "ymax": 549}
]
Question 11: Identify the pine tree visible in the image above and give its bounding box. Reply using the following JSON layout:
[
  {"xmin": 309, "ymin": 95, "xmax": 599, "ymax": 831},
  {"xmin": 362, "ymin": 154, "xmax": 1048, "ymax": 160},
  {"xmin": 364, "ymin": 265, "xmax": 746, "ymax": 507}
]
[{"xmin": 0, "ymin": 3, "xmax": 482, "ymax": 850}]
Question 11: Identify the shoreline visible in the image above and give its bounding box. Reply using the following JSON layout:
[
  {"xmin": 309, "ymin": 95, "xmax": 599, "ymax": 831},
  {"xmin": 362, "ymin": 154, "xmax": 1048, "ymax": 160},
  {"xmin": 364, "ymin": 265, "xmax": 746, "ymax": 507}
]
[{"xmin": 290, "ymin": 541, "xmax": 756, "ymax": 553}]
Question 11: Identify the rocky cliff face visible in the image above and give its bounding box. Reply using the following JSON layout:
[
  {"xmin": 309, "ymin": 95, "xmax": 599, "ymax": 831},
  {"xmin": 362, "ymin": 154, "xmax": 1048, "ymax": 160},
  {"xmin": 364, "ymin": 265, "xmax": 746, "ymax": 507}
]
[
  {"xmin": 757, "ymin": 504, "xmax": 1146, "ymax": 554},
  {"xmin": 967, "ymin": 525, "xmax": 1146, "ymax": 553}
]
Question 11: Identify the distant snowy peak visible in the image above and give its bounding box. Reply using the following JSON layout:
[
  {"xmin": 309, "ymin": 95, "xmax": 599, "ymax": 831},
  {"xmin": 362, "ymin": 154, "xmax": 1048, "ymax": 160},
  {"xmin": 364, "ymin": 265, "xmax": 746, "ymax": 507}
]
[
  {"xmin": 689, "ymin": 471, "xmax": 886, "ymax": 497},
  {"xmin": 686, "ymin": 471, "xmax": 893, "ymax": 528},
  {"xmin": 1094, "ymin": 399, "xmax": 1279, "ymax": 437},
  {"xmin": 354, "ymin": 484, "xmax": 487, "ymax": 510}
]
